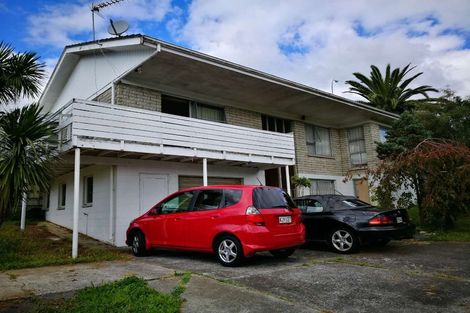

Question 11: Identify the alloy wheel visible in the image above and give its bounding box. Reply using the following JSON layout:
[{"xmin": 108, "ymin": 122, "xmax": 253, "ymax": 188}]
[
  {"xmin": 218, "ymin": 239, "xmax": 238, "ymax": 264},
  {"xmin": 132, "ymin": 235, "xmax": 140, "ymax": 254},
  {"xmin": 332, "ymin": 230, "xmax": 354, "ymax": 252}
]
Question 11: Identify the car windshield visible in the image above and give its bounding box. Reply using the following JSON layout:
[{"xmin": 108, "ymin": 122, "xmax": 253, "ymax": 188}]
[{"xmin": 253, "ymin": 187, "xmax": 295, "ymax": 209}]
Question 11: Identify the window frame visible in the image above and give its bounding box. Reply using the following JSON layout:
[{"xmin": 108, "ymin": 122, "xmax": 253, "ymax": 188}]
[
  {"xmin": 161, "ymin": 94, "xmax": 226, "ymax": 123},
  {"xmin": 305, "ymin": 124, "xmax": 332, "ymax": 157},
  {"xmin": 261, "ymin": 115, "xmax": 291, "ymax": 133},
  {"xmin": 379, "ymin": 126, "xmax": 388, "ymax": 143},
  {"xmin": 347, "ymin": 126, "xmax": 368, "ymax": 166},
  {"xmin": 83, "ymin": 176, "xmax": 93, "ymax": 207},
  {"xmin": 58, "ymin": 183, "xmax": 66, "ymax": 209},
  {"xmin": 193, "ymin": 189, "xmax": 224, "ymax": 211},
  {"xmin": 309, "ymin": 179, "xmax": 336, "ymax": 195},
  {"xmin": 158, "ymin": 191, "xmax": 196, "ymax": 214}
]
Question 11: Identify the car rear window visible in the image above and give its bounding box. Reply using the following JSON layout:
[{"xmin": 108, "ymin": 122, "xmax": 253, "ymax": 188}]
[
  {"xmin": 252, "ymin": 187, "xmax": 295, "ymax": 209},
  {"xmin": 341, "ymin": 199, "xmax": 372, "ymax": 208}
]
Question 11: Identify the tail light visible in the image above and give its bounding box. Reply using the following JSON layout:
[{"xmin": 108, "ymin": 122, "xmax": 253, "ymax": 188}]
[
  {"xmin": 246, "ymin": 206, "xmax": 265, "ymax": 226},
  {"xmin": 369, "ymin": 215, "xmax": 393, "ymax": 225}
]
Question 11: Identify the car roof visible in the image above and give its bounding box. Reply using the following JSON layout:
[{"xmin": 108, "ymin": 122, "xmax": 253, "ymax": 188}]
[
  {"xmin": 177, "ymin": 185, "xmax": 281, "ymax": 193},
  {"xmin": 294, "ymin": 194, "xmax": 358, "ymax": 201}
]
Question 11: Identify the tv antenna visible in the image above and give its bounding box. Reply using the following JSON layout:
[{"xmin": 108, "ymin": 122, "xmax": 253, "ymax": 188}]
[{"xmin": 91, "ymin": 0, "xmax": 126, "ymax": 41}]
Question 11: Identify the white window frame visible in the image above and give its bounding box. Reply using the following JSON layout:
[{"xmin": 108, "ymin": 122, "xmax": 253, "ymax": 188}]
[
  {"xmin": 347, "ymin": 126, "xmax": 368, "ymax": 166},
  {"xmin": 309, "ymin": 179, "xmax": 336, "ymax": 195},
  {"xmin": 305, "ymin": 124, "xmax": 332, "ymax": 157},
  {"xmin": 58, "ymin": 183, "xmax": 66, "ymax": 209},
  {"xmin": 83, "ymin": 176, "xmax": 93, "ymax": 207}
]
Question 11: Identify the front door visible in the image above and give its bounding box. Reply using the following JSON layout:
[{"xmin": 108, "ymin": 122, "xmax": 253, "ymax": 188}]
[
  {"xmin": 354, "ymin": 179, "xmax": 370, "ymax": 203},
  {"xmin": 139, "ymin": 174, "xmax": 169, "ymax": 215}
]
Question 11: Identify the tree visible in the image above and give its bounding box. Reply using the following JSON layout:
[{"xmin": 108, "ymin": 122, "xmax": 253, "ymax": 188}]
[
  {"xmin": 0, "ymin": 104, "xmax": 58, "ymax": 225},
  {"xmin": 371, "ymin": 139, "xmax": 470, "ymax": 230},
  {"xmin": 0, "ymin": 42, "xmax": 44, "ymax": 104},
  {"xmin": 415, "ymin": 89, "xmax": 470, "ymax": 147},
  {"xmin": 345, "ymin": 64, "xmax": 438, "ymax": 114}
]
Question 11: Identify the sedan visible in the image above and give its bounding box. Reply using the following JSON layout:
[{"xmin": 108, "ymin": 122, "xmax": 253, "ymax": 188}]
[
  {"xmin": 127, "ymin": 185, "xmax": 305, "ymax": 266},
  {"xmin": 294, "ymin": 195, "xmax": 415, "ymax": 254}
]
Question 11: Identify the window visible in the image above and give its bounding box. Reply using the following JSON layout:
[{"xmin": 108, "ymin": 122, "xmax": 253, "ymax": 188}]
[
  {"xmin": 379, "ymin": 126, "xmax": 388, "ymax": 143},
  {"xmin": 305, "ymin": 125, "xmax": 332, "ymax": 156},
  {"xmin": 161, "ymin": 95, "xmax": 225, "ymax": 123},
  {"xmin": 253, "ymin": 187, "xmax": 296, "ymax": 209},
  {"xmin": 223, "ymin": 189, "xmax": 243, "ymax": 207},
  {"xmin": 310, "ymin": 179, "xmax": 335, "ymax": 195},
  {"xmin": 347, "ymin": 127, "xmax": 367, "ymax": 165},
  {"xmin": 261, "ymin": 115, "xmax": 291, "ymax": 133},
  {"xmin": 58, "ymin": 184, "xmax": 66, "ymax": 209},
  {"xmin": 194, "ymin": 189, "xmax": 223, "ymax": 211},
  {"xmin": 296, "ymin": 199, "xmax": 324, "ymax": 213},
  {"xmin": 83, "ymin": 176, "xmax": 93, "ymax": 206},
  {"xmin": 160, "ymin": 191, "xmax": 194, "ymax": 214}
]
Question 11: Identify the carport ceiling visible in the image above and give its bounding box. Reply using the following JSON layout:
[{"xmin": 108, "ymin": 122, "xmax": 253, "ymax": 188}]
[{"xmin": 124, "ymin": 50, "xmax": 396, "ymax": 127}]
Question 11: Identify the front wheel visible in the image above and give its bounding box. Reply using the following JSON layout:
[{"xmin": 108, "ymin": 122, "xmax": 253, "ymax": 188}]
[
  {"xmin": 131, "ymin": 231, "xmax": 147, "ymax": 257},
  {"xmin": 270, "ymin": 248, "xmax": 296, "ymax": 259},
  {"xmin": 215, "ymin": 235, "xmax": 244, "ymax": 267},
  {"xmin": 329, "ymin": 228, "xmax": 359, "ymax": 254}
]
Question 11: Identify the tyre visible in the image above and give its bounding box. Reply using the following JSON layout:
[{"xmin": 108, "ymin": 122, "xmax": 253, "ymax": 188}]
[
  {"xmin": 270, "ymin": 248, "xmax": 296, "ymax": 259},
  {"xmin": 130, "ymin": 231, "xmax": 147, "ymax": 257},
  {"xmin": 329, "ymin": 227, "xmax": 359, "ymax": 254},
  {"xmin": 215, "ymin": 235, "xmax": 244, "ymax": 267}
]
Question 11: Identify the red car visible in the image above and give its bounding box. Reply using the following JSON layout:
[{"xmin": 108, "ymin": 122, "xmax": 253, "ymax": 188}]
[{"xmin": 126, "ymin": 185, "xmax": 305, "ymax": 266}]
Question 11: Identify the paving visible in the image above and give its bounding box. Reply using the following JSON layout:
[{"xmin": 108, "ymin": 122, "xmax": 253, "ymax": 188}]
[{"xmin": 1, "ymin": 240, "xmax": 469, "ymax": 313}]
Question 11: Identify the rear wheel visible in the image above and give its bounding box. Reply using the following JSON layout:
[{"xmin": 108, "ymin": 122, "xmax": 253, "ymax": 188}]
[
  {"xmin": 270, "ymin": 248, "xmax": 296, "ymax": 259},
  {"xmin": 329, "ymin": 227, "xmax": 359, "ymax": 254},
  {"xmin": 131, "ymin": 231, "xmax": 147, "ymax": 257},
  {"xmin": 215, "ymin": 235, "xmax": 244, "ymax": 267}
]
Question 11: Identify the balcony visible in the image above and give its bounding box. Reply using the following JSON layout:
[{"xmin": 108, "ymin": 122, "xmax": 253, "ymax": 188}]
[{"xmin": 55, "ymin": 99, "xmax": 295, "ymax": 167}]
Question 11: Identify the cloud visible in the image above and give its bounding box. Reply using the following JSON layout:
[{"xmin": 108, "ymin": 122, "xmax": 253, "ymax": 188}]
[
  {"xmin": 173, "ymin": 0, "xmax": 470, "ymax": 97},
  {"xmin": 27, "ymin": 0, "xmax": 174, "ymax": 47}
]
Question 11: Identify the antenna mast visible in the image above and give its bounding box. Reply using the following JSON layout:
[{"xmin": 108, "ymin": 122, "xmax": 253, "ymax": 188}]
[{"xmin": 91, "ymin": 0, "xmax": 126, "ymax": 41}]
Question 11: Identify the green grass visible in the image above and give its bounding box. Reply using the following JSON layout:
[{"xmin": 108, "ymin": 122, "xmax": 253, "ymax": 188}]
[
  {"xmin": 29, "ymin": 275, "xmax": 189, "ymax": 313},
  {"xmin": 0, "ymin": 221, "xmax": 129, "ymax": 271},
  {"xmin": 407, "ymin": 207, "xmax": 470, "ymax": 242}
]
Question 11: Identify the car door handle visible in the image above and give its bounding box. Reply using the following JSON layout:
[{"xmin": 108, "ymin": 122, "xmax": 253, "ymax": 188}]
[
  {"xmin": 210, "ymin": 215, "xmax": 220, "ymax": 219},
  {"xmin": 174, "ymin": 217, "xmax": 183, "ymax": 221}
]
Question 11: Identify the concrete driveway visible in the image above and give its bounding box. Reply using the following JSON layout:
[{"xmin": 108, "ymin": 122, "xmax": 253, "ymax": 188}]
[
  {"xmin": 1, "ymin": 240, "xmax": 469, "ymax": 313},
  {"xmin": 138, "ymin": 240, "xmax": 470, "ymax": 313}
]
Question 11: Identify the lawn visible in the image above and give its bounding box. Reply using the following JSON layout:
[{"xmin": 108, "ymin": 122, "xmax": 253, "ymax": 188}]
[
  {"xmin": 29, "ymin": 275, "xmax": 190, "ymax": 313},
  {"xmin": 408, "ymin": 207, "xmax": 470, "ymax": 242},
  {"xmin": 0, "ymin": 221, "xmax": 129, "ymax": 271}
]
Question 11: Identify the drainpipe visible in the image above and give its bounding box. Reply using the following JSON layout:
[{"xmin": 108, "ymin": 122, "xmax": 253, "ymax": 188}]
[
  {"xmin": 285, "ymin": 166, "xmax": 291, "ymax": 195},
  {"xmin": 109, "ymin": 165, "xmax": 116, "ymax": 244},
  {"xmin": 203, "ymin": 158, "xmax": 208, "ymax": 186}
]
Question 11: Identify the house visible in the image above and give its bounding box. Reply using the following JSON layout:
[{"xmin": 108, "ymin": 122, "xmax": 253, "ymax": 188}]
[{"xmin": 39, "ymin": 34, "xmax": 397, "ymax": 252}]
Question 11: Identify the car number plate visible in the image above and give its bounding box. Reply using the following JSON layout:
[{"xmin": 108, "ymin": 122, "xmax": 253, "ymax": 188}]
[
  {"xmin": 279, "ymin": 216, "xmax": 292, "ymax": 224},
  {"xmin": 396, "ymin": 216, "xmax": 403, "ymax": 223}
]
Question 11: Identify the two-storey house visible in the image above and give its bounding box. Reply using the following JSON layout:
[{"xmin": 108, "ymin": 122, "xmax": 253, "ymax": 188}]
[{"xmin": 39, "ymin": 35, "xmax": 397, "ymax": 250}]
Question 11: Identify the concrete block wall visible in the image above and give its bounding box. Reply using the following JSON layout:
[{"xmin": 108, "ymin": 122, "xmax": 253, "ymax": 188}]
[
  {"xmin": 292, "ymin": 121, "xmax": 343, "ymax": 176},
  {"xmin": 115, "ymin": 83, "xmax": 162, "ymax": 111},
  {"xmin": 94, "ymin": 88, "xmax": 112, "ymax": 103},
  {"xmin": 225, "ymin": 106, "xmax": 262, "ymax": 129}
]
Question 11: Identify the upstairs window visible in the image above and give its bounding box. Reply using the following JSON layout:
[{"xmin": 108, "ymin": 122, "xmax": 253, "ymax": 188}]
[
  {"xmin": 348, "ymin": 126, "xmax": 367, "ymax": 165},
  {"xmin": 261, "ymin": 115, "xmax": 291, "ymax": 133},
  {"xmin": 379, "ymin": 126, "xmax": 388, "ymax": 143},
  {"xmin": 161, "ymin": 95, "xmax": 225, "ymax": 123},
  {"xmin": 305, "ymin": 125, "xmax": 332, "ymax": 156}
]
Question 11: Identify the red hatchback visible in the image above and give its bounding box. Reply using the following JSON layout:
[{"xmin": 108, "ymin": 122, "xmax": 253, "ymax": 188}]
[{"xmin": 126, "ymin": 185, "xmax": 305, "ymax": 266}]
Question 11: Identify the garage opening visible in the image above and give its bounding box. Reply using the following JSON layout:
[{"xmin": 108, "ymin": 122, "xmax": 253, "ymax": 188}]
[{"xmin": 178, "ymin": 176, "xmax": 243, "ymax": 189}]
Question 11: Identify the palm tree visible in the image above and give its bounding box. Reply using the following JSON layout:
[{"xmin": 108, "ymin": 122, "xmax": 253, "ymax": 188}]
[
  {"xmin": 345, "ymin": 64, "xmax": 438, "ymax": 114},
  {"xmin": 0, "ymin": 104, "xmax": 58, "ymax": 225},
  {"xmin": 0, "ymin": 42, "xmax": 44, "ymax": 105}
]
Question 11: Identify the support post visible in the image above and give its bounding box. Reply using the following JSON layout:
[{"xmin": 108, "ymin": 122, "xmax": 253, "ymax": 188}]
[
  {"xmin": 72, "ymin": 148, "xmax": 80, "ymax": 259},
  {"xmin": 20, "ymin": 192, "xmax": 27, "ymax": 231},
  {"xmin": 203, "ymin": 158, "xmax": 208, "ymax": 186},
  {"xmin": 285, "ymin": 166, "xmax": 291, "ymax": 196},
  {"xmin": 109, "ymin": 165, "xmax": 115, "ymax": 243}
]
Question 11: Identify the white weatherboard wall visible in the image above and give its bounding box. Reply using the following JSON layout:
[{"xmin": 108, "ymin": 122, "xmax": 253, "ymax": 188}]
[
  {"xmin": 51, "ymin": 47, "xmax": 154, "ymax": 113},
  {"xmin": 114, "ymin": 160, "xmax": 265, "ymax": 246},
  {"xmin": 46, "ymin": 165, "xmax": 111, "ymax": 243}
]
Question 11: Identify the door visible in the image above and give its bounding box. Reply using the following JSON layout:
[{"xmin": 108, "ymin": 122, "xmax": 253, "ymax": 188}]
[
  {"xmin": 183, "ymin": 189, "xmax": 224, "ymax": 250},
  {"xmin": 299, "ymin": 199, "xmax": 330, "ymax": 241},
  {"xmin": 139, "ymin": 174, "xmax": 169, "ymax": 215},
  {"xmin": 178, "ymin": 176, "xmax": 243, "ymax": 189},
  {"xmin": 354, "ymin": 179, "xmax": 370, "ymax": 203}
]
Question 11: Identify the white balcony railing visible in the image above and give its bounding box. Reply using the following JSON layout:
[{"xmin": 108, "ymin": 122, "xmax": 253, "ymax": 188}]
[{"xmin": 56, "ymin": 99, "xmax": 295, "ymax": 166}]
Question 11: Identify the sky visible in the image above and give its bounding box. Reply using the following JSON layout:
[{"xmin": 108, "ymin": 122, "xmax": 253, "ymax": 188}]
[{"xmin": 1, "ymin": 0, "xmax": 470, "ymax": 103}]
